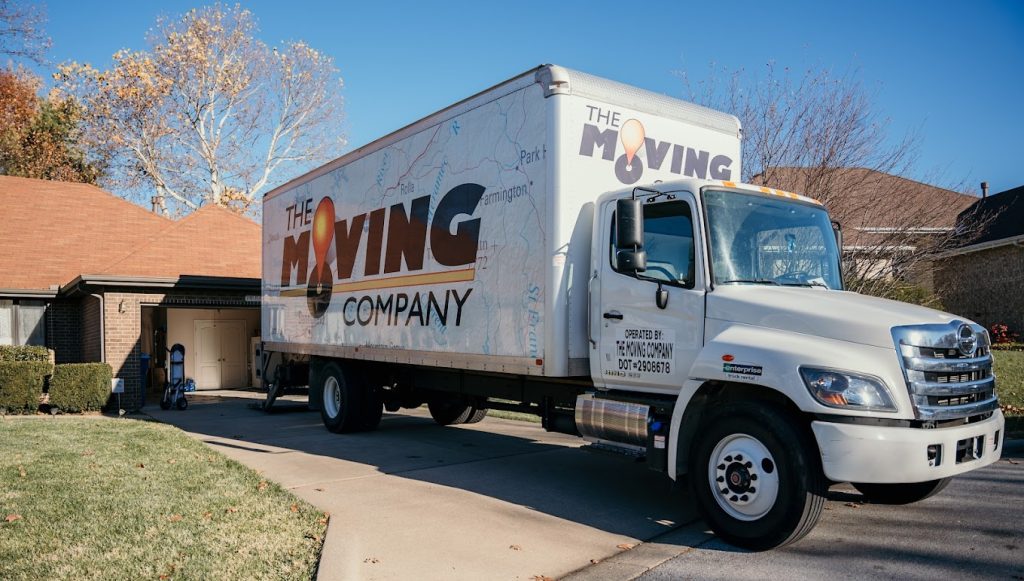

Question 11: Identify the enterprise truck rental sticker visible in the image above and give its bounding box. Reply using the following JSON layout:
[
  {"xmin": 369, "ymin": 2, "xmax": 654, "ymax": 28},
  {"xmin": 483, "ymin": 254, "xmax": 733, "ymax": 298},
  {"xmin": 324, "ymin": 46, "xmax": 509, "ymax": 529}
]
[{"xmin": 614, "ymin": 327, "xmax": 675, "ymax": 376}]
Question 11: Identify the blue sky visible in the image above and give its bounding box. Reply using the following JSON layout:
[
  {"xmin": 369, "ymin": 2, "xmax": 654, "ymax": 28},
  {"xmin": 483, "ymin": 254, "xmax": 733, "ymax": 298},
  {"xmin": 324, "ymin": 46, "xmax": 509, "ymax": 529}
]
[{"xmin": 32, "ymin": 0, "xmax": 1024, "ymax": 194}]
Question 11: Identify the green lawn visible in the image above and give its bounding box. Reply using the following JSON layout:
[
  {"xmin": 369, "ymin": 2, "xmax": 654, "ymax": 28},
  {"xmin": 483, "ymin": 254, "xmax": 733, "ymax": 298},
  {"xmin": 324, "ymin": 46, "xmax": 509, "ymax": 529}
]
[
  {"xmin": 0, "ymin": 418, "xmax": 326, "ymax": 580},
  {"xmin": 994, "ymin": 349, "xmax": 1024, "ymax": 436}
]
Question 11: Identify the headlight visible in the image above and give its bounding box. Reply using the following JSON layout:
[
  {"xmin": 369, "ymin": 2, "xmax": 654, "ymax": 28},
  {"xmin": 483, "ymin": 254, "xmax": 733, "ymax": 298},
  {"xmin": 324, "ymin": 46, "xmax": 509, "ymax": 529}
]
[{"xmin": 799, "ymin": 367, "xmax": 897, "ymax": 412}]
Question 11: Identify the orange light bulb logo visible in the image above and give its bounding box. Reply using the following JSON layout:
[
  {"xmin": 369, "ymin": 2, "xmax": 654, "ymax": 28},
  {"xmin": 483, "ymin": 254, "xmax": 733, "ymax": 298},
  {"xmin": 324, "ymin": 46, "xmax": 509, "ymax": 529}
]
[
  {"xmin": 620, "ymin": 119, "xmax": 645, "ymax": 171},
  {"xmin": 311, "ymin": 197, "xmax": 335, "ymax": 283}
]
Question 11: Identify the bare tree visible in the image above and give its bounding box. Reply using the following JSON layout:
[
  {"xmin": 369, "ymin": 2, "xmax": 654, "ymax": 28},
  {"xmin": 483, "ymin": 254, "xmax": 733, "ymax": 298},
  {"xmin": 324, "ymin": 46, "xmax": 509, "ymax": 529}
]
[
  {"xmin": 0, "ymin": 0, "xmax": 50, "ymax": 65},
  {"xmin": 680, "ymin": 63, "xmax": 976, "ymax": 302},
  {"xmin": 55, "ymin": 4, "xmax": 345, "ymax": 215}
]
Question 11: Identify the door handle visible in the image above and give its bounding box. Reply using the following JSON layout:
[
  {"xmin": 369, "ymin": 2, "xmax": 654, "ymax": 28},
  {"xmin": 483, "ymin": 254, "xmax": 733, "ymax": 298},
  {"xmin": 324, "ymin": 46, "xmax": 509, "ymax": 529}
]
[{"xmin": 603, "ymin": 311, "xmax": 623, "ymax": 321}]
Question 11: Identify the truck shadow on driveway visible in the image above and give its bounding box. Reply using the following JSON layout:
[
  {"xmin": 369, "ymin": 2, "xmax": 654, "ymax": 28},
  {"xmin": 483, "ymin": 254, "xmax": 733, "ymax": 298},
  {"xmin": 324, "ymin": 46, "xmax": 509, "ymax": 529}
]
[{"xmin": 146, "ymin": 392, "xmax": 701, "ymax": 545}]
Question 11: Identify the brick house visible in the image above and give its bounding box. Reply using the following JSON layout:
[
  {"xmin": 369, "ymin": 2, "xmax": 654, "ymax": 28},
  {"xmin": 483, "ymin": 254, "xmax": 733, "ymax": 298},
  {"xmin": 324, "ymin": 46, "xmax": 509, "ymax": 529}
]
[
  {"xmin": 753, "ymin": 167, "xmax": 977, "ymax": 289},
  {"xmin": 0, "ymin": 175, "xmax": 261, "ymax": 410},
  {"xmin": 935, "ymin": 184, "xmax": 1024, "ymax": 332}
]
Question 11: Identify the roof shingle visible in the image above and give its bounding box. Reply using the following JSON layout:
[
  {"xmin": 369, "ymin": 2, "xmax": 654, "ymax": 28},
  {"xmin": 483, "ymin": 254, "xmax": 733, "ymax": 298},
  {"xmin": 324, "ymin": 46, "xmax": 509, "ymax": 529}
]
[{"xmin": 0, "ymin": 176, "xmax": 260, "ymax": 291}]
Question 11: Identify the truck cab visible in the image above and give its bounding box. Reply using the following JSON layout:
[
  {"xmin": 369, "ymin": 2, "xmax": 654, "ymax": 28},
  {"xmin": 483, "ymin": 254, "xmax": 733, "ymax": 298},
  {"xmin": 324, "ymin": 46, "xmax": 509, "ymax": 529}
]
[{"xmin": 585, "ymin": 178, "xmax": 1004, "ymax": 548}]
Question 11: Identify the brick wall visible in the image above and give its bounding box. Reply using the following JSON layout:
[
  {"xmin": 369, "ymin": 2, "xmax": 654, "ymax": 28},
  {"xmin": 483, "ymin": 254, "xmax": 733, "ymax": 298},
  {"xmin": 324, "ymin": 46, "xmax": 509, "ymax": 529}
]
[
  {"xmin": 46, "ymin": 298, "xmax": 81, "ymax": 363},
  {"xmin": 81, "ymin": 295, "xmax": 102, "ymax": 363},
  {"xmin": 935, "ymin": 244, "xmax": 1024, "ymax": 332}
]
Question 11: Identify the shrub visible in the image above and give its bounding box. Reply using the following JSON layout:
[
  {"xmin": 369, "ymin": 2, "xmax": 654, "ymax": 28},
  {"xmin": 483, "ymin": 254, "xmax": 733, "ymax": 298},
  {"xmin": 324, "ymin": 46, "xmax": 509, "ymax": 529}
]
[
  {"xmin": 878, "ymin": 284, "xmax": 944, "ymax": 310},
  {"xmin": 990, "ymin": 323, "xmax": 1020, "ymax": 345},
  {"xmin": 0, "ymin": 345, "xmax": 51, "ymax": 362},
  {"xmin": 0, "ymin": 361, "xmax": 52, "ymax": 413},
  {"xmin": 49, "ymin": 363, "xmax": 113, "ymax": 413}
]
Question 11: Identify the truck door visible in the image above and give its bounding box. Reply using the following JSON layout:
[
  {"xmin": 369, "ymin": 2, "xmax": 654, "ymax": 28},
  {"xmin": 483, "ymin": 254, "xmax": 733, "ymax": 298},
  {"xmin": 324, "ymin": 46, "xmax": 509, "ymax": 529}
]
[{"xmin": 593, "ymin": 193, "xmax": 705, "ymax": 394}]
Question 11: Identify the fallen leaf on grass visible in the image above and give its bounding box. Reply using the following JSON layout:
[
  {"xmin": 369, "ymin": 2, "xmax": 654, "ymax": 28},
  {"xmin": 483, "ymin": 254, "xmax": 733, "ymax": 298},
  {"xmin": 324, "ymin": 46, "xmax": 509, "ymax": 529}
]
[
  {"xmin": 136, "ymin": 463, "xmax": 145, "ymax": 469},
  {"xmin": 18, "ymin": 466, "xmax": 26, "ymax": 478},
  {"xmin": 290, "ymin": 504, "xmax": 299, "ymax": 513},
  {"xmin": 305, "ymin": 534, "xmax": 321, "ymax": 542},
  {"xmin": 202, "ymin": 512, "xmax": 212, "ymax": 520},
  {"xmin": 364, "ymin": 557, "xmax": 380, "ymax": 564},
  {"xmin": 5, "ymin": 514, "xmax": 22, "ymax": 523},
  {"xmin": 317, "ymin": 517, "xmax": 328, "ymax": 525},
  {"xmin": 81, "ymin": 450, "xmax": 95, "ymax": 457},
  {"xmin": 225, "ymin": 507, "xmax": 238, "ymax": 514},
  {"xmin": 257, "ymin": 481, "xmax": 268, "ymax": 491},
  {"xmin": 168, "ymin": 514, "xmax": 182, "ymax": 522},
  {"xmin": 168, "ymin": 459, "xmax": 176, "ymax": 465},
  {"xmin": 509, "ymin": 544, "xmax": 521, "ymax": 551},
  {"xmin": 616, "ymin": 543, "xmax": 635, "ymax": 550},
  {"xmin": 590, "ymin": 559, "xmax": 600, "ymax": 564}
]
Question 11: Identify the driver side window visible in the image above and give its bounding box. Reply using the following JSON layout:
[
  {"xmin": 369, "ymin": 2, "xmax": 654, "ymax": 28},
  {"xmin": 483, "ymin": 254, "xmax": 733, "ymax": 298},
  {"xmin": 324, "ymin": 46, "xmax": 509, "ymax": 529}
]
[{"xmin": 611, "ymin": 200, "xmax": 695, "ymax": 289}]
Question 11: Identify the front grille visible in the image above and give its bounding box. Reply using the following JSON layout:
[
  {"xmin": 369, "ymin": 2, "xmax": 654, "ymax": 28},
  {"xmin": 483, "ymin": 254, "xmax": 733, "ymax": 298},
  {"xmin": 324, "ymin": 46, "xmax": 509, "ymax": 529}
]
[
  {"xmin": 892, "ymin": 321, "xmax": 999, "ymax": 421},
  {"xmin": 928, "ymin": 390, "xmax": 992, "ymax": 407},
  {"xmin": 926, "ymin": 370, "xmax": 989, "ymax": 384},
  {"xmin": 917, "ymin": 346, "xmax": 990, "ymax": 359}
]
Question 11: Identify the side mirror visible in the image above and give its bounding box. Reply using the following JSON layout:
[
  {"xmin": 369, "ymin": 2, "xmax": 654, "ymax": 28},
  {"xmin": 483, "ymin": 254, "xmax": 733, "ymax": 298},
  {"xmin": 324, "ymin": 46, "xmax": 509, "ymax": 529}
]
[
  {"xmin": 832, "ymin": 220, "xmax": 843, "ymax": 251},
  {"xmin": 615, "ymin": 198, "xmax": 646, "ymax": 273}
]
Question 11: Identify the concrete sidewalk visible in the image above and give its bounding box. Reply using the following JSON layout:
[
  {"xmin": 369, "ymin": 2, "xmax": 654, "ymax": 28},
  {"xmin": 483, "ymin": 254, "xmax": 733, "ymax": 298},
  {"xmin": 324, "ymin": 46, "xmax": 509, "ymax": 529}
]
[{"xmin": 145, "ymin": 391, "xmax": 699, "ymax": 580}]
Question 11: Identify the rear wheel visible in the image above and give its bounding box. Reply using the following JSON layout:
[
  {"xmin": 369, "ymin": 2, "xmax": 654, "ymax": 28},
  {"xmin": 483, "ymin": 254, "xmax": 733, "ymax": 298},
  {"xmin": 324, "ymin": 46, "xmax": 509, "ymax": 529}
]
[
  {"xmin": 319, "ymin": 363, "xmax": 362, "ymax": 433},
  {"xmin": 428, "ymin": 398, "xmax": 486, "ymax": 426},
  {"xmin": 464, "ymin": 407, "xmax": 488, "ymax": 424},
  {"xmin": 852, "ymin": 478, "xmax": 951, "ymax": 505},
  {"xmin": 689, "ymin": 402, "xmax": 825, "ymax": 550}
]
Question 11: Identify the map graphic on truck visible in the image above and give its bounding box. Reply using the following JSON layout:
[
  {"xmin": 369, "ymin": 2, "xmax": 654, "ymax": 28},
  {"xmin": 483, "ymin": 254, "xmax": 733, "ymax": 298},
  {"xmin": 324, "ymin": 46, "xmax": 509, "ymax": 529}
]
[{"xmin": 264, "ymin": 85, "xmax": 548, "ymax": 359}]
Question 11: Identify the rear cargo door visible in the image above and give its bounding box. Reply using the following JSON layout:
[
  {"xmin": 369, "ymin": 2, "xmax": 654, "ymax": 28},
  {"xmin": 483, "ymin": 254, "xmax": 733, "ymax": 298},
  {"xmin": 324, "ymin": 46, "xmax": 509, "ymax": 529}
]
[{"xmin": 595, "ymin": 193, "xmax": 705, "ymax": 394}]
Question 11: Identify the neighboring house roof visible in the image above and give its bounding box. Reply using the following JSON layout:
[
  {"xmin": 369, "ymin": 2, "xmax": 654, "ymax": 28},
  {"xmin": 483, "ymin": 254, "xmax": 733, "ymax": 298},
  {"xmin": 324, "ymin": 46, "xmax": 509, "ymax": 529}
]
[
  {"xmin": 99, "ymin": 205, "xmax": 261, "ymax": 280},
  {"xmin": 950, "ymin": 185, "xmax": 1024, "ymax": 251},
  {"xmin": 752, "ymin": 167, "xmax": 977, "ymax": 249},
  {"xmin": 0, "ymin": 175, "xmax": 260, "ymax": 293}
]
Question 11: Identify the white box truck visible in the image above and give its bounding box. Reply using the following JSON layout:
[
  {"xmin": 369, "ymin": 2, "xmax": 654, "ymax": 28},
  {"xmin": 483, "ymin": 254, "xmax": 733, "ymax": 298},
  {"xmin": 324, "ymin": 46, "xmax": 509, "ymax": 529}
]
[{"xmin": 261, "ymin": 65, "xmax": 1004, "ymax": 549}]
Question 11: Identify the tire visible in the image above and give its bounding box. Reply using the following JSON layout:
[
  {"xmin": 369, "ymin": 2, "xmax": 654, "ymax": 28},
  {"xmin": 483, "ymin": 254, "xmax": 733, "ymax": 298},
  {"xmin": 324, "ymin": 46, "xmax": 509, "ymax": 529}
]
[
  {"xmin": 318, "ymin": 362, "xmax": 363, "ymax": 433},
  {"xmin": 359, "ymin": 385, "xmax": 384, "ymax": 431},
  {"xmin": 464, "ymin": 407, "xmax": 488, "ymax": 424},
  {"xmin": 159, "ymin": 393, "xmax": 172, "ymax": 410},
  {"xmin": 176, "ymin": 396, "xmax": 188, "ymax": 410},
  {"xmin": 428, "ymin": 399, "xmax": 475, "ymax": 425},
  {"xmin": 852, "ymin": 478, "xmax": 951, "ymax": 505},
  {"xmin": 688, "ymin": 402, "xmax": 826, "ymax": 551}
]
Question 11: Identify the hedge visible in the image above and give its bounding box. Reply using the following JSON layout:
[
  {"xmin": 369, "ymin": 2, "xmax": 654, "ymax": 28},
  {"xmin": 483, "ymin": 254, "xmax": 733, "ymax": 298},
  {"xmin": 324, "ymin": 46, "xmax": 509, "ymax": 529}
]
[
  {"xmin": 0, "ymin": 361, "xmax": 52, "ymax": 413},
  {"xmin": 0, "ymin": 345, "xmax": 50, "ymax": 362},
  {"xmin": 49, "ymin": 363, "xmax": 113, "ymax": 413}
]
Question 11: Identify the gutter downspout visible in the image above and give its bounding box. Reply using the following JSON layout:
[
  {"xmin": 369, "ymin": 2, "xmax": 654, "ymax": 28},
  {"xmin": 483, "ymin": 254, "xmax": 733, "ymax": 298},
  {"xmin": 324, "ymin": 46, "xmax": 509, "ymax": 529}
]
[{"xmin": 89, "ymin": 293, "xmax": 105, "ymax": 363}]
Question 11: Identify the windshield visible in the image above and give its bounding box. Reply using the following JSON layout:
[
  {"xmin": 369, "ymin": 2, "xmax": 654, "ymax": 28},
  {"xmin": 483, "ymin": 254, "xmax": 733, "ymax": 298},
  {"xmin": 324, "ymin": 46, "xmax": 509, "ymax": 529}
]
[{"xmin": 704, "ymin": 189, "xmax": 843, "ymax": 290}]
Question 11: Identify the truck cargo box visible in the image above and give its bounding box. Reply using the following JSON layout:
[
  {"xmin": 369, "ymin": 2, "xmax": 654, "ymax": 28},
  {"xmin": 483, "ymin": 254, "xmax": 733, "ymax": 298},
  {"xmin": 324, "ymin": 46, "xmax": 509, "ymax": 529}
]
[{"xmin": 262, "ymin": 65, "xmax": 740, "ymax": 377}]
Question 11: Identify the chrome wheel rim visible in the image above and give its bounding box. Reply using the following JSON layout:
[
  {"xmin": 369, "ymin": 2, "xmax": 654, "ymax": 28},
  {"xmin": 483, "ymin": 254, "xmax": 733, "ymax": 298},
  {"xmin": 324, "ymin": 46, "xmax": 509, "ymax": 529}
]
[
  {"xmin": 323, "ymin": 376, "xmax": 341, "ymax": 419},
  {"xmin": 708, "ymin": 433, "xmax": 780, "ymax": 521}
]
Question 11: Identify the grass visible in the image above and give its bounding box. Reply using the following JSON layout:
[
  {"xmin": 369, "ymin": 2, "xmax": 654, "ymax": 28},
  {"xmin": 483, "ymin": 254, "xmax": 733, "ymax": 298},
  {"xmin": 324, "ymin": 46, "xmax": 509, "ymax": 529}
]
[
  {"xmin": 994, "ymin": 348, "xmax": 1024, "ymax": 437},
  {"xmin": 0, "ymin": 417, "xmax": 326, "ymax": 580}
]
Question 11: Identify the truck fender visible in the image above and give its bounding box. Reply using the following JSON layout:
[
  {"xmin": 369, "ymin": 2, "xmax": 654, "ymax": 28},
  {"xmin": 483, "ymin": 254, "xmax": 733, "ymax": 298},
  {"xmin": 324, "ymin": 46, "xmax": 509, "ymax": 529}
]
[{"xmin": 667, "ymin": 378, "xmax": 709, "ymax": 480}]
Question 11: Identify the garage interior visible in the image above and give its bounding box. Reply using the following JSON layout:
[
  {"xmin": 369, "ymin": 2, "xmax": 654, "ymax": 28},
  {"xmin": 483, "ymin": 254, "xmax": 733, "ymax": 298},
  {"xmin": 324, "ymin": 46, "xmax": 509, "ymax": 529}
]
[{"xmin": 141, "ymin": 306, "xmax": 261, "ymax": 397}]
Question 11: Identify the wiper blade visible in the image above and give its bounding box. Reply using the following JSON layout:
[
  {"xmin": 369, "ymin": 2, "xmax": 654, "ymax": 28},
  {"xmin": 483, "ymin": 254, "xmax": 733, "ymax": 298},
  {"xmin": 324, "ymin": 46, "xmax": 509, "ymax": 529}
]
[
  {"xmin": 724, "ymin": 278, "xmax": 778, "ymax": 284},
  {"xmin": 779, "ymin": 281, "xmax": 830, "ymax": 289}
]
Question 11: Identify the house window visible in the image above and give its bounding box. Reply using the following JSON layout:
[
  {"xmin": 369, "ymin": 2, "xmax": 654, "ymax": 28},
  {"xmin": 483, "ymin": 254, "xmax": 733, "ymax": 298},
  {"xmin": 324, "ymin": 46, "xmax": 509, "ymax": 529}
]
[{"xmin": 0, "ymin": 300, "xmax": 46, "ymax": 346}]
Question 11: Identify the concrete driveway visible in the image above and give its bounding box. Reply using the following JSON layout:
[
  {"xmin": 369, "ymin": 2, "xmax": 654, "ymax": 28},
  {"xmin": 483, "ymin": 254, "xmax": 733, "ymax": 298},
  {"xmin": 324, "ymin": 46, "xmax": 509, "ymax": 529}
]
[{"xmin": 145, "ymin": 391, "xmax": 697, "ymax": 580}]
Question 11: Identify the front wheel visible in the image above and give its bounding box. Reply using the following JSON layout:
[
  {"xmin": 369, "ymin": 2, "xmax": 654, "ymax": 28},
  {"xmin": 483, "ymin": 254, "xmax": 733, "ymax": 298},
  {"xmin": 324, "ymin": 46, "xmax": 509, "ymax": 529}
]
[
  {"xmin": 689, "ymin": 403, "xmax": 825, "ymax": 550},
  {"xmin": 852, "ymin": 478, "xmax": 951, "ymax": 505}
]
